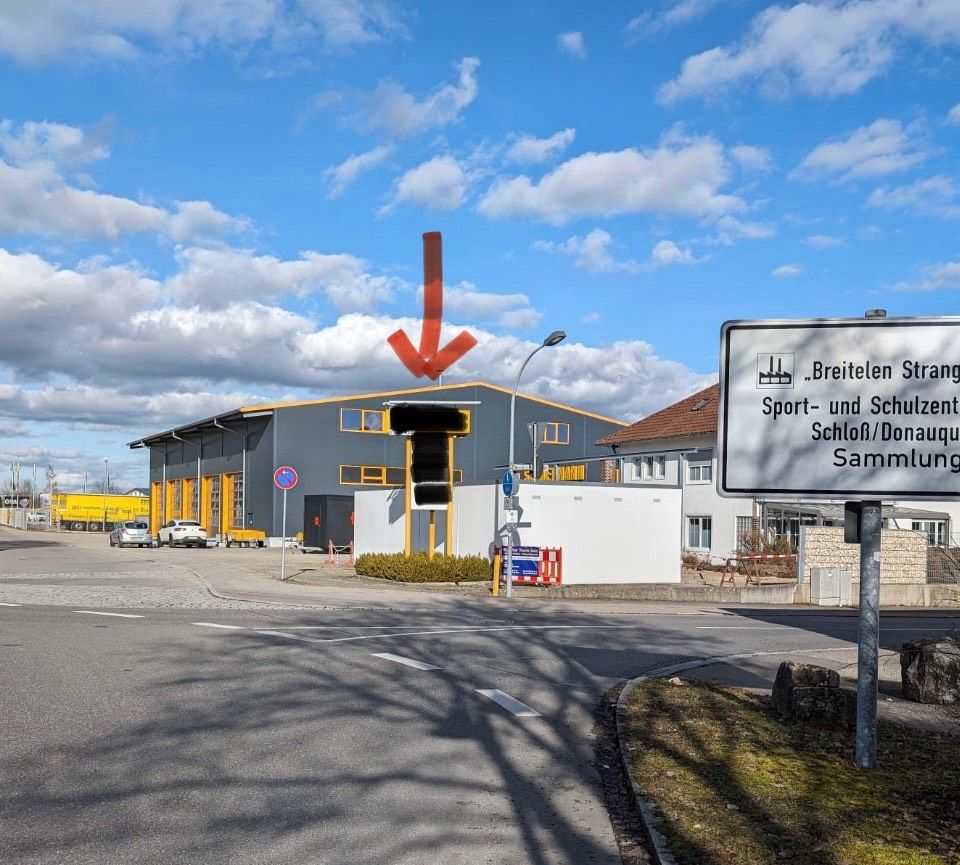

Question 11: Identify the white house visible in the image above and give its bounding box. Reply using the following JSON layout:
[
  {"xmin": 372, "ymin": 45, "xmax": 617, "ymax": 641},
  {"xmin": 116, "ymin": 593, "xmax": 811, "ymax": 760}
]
[{"xmin": 595, "ymin": 384, "xmax": 958, "ymax": 560}]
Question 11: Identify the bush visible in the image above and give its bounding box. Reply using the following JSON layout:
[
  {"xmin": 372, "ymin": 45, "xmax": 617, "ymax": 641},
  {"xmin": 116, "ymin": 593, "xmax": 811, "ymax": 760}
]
[{"xmin": 354, "ymin": 552, "xmax": 492, "ymax": 583}]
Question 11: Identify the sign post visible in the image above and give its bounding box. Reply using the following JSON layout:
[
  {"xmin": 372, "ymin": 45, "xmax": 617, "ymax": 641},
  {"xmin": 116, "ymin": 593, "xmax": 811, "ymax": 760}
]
[
  {"xmin": 718, "ymin": 312, "xmax": 960, "ymax": 769},
  {"xmin": 273, "ymin": 466, "xmax": 299, "ymax": 581},
  {"xmin": 502, "ymin": 470, "xmax": 518, "ymax": 598}
]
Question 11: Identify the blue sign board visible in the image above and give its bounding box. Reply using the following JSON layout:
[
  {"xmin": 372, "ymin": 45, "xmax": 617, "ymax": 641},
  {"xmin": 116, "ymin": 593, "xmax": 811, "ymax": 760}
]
[
  {"xmin": 501, "ymin": 545, "xmax": 540, "ymax": 578},
  {"xmin": 501, "ymin": 470, "xmax": 517, "ymax": 497}
]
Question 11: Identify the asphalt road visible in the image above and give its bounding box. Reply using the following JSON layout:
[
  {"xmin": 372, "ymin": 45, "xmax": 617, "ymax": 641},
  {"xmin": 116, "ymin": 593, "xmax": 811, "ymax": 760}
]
[{"xmin": 2, "ymin": 528, "xmax": 958, "ymax": 865}]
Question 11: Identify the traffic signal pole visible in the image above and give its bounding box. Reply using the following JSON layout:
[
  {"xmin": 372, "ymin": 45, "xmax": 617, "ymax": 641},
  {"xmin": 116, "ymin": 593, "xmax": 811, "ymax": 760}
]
[{"xmin": 404, "ymin": 437, "xmax": 413, "ymax": 558}]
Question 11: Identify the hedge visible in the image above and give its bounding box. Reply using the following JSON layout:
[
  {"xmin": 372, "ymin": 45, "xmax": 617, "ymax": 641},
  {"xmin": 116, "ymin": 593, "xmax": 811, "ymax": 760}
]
[{"xmin": 354, "ymin": 552, "xmax": 492, "ymax": 583}]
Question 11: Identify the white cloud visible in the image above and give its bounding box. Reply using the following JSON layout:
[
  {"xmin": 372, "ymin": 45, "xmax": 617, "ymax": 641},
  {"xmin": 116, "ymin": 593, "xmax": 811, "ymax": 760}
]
[
  {"xmin": 581, "ymin": 311, "xmax": 602, "ymax": 324},
  {"xmin": 338, "ymin": 56, "xmax": 479, "ymax": 138},
  {"xmin": 478, "ymin": 135, "xmax": 743, "ymax": 224},
  {"xmin": 0, "ymin": 0, "xmax": 403, "ymax": 65},
  {"xmin": 0, "ymin": 243, "xmax": 713, "ymax": 430},
  {"xmin": 0, "ymin": 158, "xmax": 248, "ymax": 240},
  {"xmin": 803, "ymin": 233, "xmax": 846, "ymax": 249},
  {"xmin": 323, "ymin": 145, "xmax": 393, "ymax": 198},
  {"xmin": 659, "ymin": 0, "xmax": 960, "ymax": 103},
  {"xmin": 627, "ymin": 0, "xmax": 723, "ymax": 37},
  {"xmin": 166, "ymin": 246, "xmax": 397, "ymax": 310},
  {"xmin": 730, "ymin": 144, "xmax": 774, "ymax": 173},
  {"xmin": 506, "ymin": 128, "xmax": 577, "ymax": 164},
  {"xmin": 709, "ymin": 214, "xmax": 777, "ymax": 245},
  {"xmin": 793, "ymin": 119, "xmax": 929, "ymax": 182},
  {"xmin": 558, "ymin": 31, "xmax": 587, "ymax": 59},
  {"xmin": 650, "ymin": 239, "xmax": 697, "ymax": 267},
  {"xmin": 772, "ymin": 264, "xmax": 803, "ymax": 278},
  {"xmin": 533, "ymin": 229, "xmax": 641, "ymax": 273},
  {"xmin": 947, "ymin": 103, "xmax": 960, "ymax": 125},
  {"xmin": 892, "ymin": 260, "xmax": 960, "ymax": 291},
  {"xmin": 867, "ymin": 175, "xmax": 960, "ymax": 218},
  {"xmin": 0, "ymin": 118, "xmax": 111, "ymax": 167},
  {"xmin": 433, "ymin": 282, "xmax": 541, "ymax": 329},
  {"xmin": 384, "ymin": 155, "xmax": 467, "ymax": 213}
]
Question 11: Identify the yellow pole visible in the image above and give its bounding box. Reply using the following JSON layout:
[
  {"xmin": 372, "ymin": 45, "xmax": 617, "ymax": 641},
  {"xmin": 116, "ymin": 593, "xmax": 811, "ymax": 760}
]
[
  {"xmin": 404, "ymin": 437, "xmax": 412, "ymax": 558},
  {"xmin": 445, "ymin": 434, "xmax": 455, "ymax": 557},
  {"xmin": 428, "ymin": 510, "xmax": 436, "ymax": 561},
  {"xmin": 492, "ymin": 552, "xmax": 501, "ymax": 596}
]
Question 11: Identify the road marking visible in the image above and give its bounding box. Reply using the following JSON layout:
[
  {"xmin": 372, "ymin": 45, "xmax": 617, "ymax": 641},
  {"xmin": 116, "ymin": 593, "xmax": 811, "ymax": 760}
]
[
  {"xmin": 74, "ymin": 611, "xmax": 144, "ymax": 619},
  {"xmin": 693, "ymin": 625, "xmax": 783, "ymax": 630},
  {"xmin": 639, "ymin": 645, "xmax": 861, "ymax": 679},
  {"xmin": 317, "ymin": 624, "xmax": 636, "ymax": 643},
  {"xmin": 477, "ymin": 689, "xmax": 541, "ymax": 717},
  {"xmin": 0, "ymin": 602, "xmax": 21, "ymax": 607},
  {"xmin": 254, "ymin": 629, "xmax": 325, "ymax": 643},
  {"xmin": 372, "ymin": 652, "xmax": 440, "ymax": 671},
  {"xmin": 193, "ymin": 622, "xmax": 245, "ymax": 630}
]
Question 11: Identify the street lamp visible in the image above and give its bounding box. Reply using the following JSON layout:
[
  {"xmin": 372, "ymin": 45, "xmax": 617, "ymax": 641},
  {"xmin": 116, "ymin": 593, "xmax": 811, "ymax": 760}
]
[
  {"xmin": 102, "ymin": 458, "xmax": 109, "ymax": 532},
  {"xmin": 505, "ymin": 329, "xmax": 566, "ymax": 598}
]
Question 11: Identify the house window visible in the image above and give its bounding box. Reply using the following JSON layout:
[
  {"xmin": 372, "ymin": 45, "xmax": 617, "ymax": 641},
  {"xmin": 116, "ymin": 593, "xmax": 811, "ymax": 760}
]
[
  {"xmin": 340, "ymin": 408, "xmax": 386, "ymax": 433},
  {"xmin": 654, "ymin": 456, "xmax": 666, "ymax": 479},
  {"xmin": 230, "ymin": 474, "xmax": 244, "ymax": 529},
  {"xmin": 541, "ymin": 422, "xmax": 570, "ymax": 445},
  {"xmin": 687, "ymin": 462, "xmax": 713, "ymax": 483},
  {"xmin": 635, "ymin": 457, "xmax": 651, "ymax": 480},
  {"xmin": 687, "ymin": 516, "xmax": 712, "ymax": 550},
  {"xmin": 912, "ymin": 520, "xmax": 947, "ymax": 546}
]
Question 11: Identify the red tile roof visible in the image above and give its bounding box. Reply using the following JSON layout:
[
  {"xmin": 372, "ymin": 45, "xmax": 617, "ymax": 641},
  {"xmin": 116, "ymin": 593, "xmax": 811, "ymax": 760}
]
[{"xmin": 596, "ymin": 383, "xmax": 719, "ymax": 446}]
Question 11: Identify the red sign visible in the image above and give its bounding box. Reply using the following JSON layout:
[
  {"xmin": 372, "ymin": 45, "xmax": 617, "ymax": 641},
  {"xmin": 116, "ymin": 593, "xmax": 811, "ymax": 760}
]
[{"xmin": 387, "ymin": 232, "xmax": 477, "ymax": 380}]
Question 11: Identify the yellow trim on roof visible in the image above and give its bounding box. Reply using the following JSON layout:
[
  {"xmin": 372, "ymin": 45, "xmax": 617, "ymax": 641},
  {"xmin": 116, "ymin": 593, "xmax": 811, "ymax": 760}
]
[{"xmin": 240, "ymin": 380, "xmax": 627, "ymax": 426}]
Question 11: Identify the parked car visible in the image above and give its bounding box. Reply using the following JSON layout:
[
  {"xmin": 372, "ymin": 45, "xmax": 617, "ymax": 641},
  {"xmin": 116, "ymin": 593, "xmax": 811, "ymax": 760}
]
[
  {"xmin": 158, "ymin": 519, "xmax": 208, "ymax": 548},
  {"xmin": 110, "ymin": 520, "xmax": 154, "ymax": 548}
]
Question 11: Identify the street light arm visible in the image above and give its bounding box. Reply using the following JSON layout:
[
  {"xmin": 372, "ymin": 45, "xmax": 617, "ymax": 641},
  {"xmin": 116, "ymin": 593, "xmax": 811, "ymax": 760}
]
[{"xmin": 508, "ymin": 343, "xmax": 547, "ymax": 472}]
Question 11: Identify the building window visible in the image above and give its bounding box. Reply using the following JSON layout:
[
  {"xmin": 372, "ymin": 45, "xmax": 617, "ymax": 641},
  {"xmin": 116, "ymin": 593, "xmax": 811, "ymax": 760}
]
[
  {"xmin": 171, "ymin": 480, "xmax": 182, "ymax": 516},
  {"xmin": 654, "ymin": 456, "xmax": 666, "ymax": 479},
  {"xmin": 912, "ymin": 520, "xmax": 947, "ymax": 546},
  {"xmin": 687, "ymin": 462, "xmax": 713, "ymax": 484},
  {"xmin": 687, "ymin": 516, "xmax": 712, "ymax": 550},
  {"xmin": 339, "ymin": 464, "xmax": 463, "ymax": 486},
  {"xmin": 340, "ymin": 408, "xmax": 386, "ymax": 434},
  {"xmin": 231, "ymin": 474, "xmax": 244, "ymax": 529},
  {"xmin": 736, "ymin": 515, "xmax": 757, "ymax": 552},
  {"xmin": 541, "ymin": 422, "xmax": 570, "ymax": 445},
  {"xmin": 208, "ymin": 475, "xmax": 221, "ymax": 535}
]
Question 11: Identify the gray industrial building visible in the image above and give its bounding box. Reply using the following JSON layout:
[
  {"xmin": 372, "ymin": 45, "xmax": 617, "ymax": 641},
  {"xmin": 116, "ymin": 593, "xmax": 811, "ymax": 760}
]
[{"xmin": 129, "ymin": 381, "xmax": 626, "ymax": 541}]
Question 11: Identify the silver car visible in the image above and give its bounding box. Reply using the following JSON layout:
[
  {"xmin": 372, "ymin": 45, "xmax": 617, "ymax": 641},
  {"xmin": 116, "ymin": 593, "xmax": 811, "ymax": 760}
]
[{"xmin": 109, "ymin": 520, "xmax": 154, "ymax": 548}]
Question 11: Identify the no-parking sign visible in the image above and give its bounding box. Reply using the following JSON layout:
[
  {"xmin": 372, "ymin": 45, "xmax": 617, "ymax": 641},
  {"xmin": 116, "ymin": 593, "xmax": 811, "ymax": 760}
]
[{"xmin": 273, "ymin": 466, "xmax": 299, "ymax": 490}]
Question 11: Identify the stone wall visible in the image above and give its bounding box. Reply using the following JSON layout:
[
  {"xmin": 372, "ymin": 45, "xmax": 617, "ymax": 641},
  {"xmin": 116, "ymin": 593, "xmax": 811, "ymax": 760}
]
[{"xmin": 798, "ymin": 526, "xmax": 927, "ymax": 585}]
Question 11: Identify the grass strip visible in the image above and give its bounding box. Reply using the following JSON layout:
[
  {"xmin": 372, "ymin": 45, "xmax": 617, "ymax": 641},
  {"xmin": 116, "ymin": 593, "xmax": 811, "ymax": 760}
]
[{"xmin": 621, "ymin": 679, "xmax": 960, "ymax": 865}]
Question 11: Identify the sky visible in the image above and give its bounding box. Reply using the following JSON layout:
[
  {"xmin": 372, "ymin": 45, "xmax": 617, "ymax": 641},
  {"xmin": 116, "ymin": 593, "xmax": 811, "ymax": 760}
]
[{"xmin": 0, "ymin": 0, "xmax": 959, "ymax": 491}]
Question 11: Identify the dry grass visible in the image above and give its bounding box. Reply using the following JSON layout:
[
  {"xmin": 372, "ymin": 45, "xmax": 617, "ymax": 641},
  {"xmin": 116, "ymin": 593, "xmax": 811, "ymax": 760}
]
[{"xmin": 622, "ymin": 680, "xmax": 960, "ymax": 865}]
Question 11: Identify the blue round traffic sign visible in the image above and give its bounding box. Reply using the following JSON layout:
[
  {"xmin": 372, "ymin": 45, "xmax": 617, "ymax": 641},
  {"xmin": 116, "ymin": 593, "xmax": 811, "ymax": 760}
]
[
  {"xmin": 274, "ymin": 466, "xmax": 299, "ymax": 490},
  {"xmin": 501, "ymin": 470, "xmax": 517, "ymax": 497}
]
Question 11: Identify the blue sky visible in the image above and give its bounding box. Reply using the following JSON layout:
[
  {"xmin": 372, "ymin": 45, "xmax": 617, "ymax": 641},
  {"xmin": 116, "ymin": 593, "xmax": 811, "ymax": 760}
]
[{"xmin": 0, "ymin": 0, "xmax": 958, "ymax": 489}]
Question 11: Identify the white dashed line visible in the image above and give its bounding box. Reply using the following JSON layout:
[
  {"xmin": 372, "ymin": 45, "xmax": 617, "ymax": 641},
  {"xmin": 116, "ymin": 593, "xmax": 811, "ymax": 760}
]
[
  {"xmin": 476, "ymin": 689, "xmax": 541, "ymax": 717},
  {"xmin": 253, "ymin": 629, "xmax": 325, "ymax": 643},
  {"xmin": 372, "ymin": 652, "xmax": 440, "ymax": 671},
  {"xmin": 0, "ymin": 602, "xmax": 22, "ymax": 607},
  {"xmin": 193, "ymin": 622, "xmax": 245, "ymax": 630},
  {"xmin": 74, "ymin": 610, "xmax": 144, "ymax": 619}
]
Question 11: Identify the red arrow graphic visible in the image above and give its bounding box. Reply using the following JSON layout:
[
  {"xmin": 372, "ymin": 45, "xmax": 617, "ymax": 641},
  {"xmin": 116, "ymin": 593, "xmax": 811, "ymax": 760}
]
[{"xmin": 387, "ymin": 232, "xmax": 477, "ymax": 380}]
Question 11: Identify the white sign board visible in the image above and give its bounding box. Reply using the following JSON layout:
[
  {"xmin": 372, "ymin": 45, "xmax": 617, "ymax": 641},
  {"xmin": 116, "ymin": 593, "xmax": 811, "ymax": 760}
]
[{"xmin": 718, "ymin": 317, "xmax": 960, "ymax": 499}]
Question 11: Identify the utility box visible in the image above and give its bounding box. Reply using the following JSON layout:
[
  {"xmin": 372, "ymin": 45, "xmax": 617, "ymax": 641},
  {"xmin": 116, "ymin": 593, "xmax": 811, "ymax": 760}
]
[
  {"xmin": 303, "ymin": 495, "xmax": 354, "ymax": 550},
  {"xmin": 811, "ymin": 567, "xmax": 853, "ymax": 606}
]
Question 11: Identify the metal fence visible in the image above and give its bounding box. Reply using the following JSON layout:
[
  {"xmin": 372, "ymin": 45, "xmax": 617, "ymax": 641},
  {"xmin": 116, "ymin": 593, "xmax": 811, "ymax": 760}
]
[{"xmin": 927, "ymin": 532, "xmax": 960, "ymax": 586}]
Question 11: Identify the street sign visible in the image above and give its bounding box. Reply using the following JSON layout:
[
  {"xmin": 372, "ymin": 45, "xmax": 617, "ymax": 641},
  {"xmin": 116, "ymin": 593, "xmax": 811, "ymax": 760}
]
[
  {"xmin": 718, "ymin": 316, "xmax": 960, "ymax": 499},
  {"xmin": 501, "ymin": 470, "xmax": 518, "ymax": 497},
  {"xmin": 273, "ymin": 465, "xmax": 299, "ymax": 490},
  {"xmin": 505, "ymin": 509, "xmax": 519, "ymax": 525}
]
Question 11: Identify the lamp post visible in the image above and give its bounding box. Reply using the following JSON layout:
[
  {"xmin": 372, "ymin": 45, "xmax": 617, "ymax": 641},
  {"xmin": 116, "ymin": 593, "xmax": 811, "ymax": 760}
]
[
  {"xmin": 102, "ymin": 458, "xmax": 109, "ymax": 532},
  {"xmin": 505, "ymin": 330, "xmax": 566, "ymax": 598}
]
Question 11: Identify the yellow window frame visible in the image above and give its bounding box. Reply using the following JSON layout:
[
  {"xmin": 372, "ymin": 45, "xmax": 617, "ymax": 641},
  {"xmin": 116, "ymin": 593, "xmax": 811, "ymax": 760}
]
[
  {"xmin": 541, "ymin": 422, "xmax": 570, "ymax": 445},
  {"xmin": 340, "ymin": 408, "xmax": 387, "ymax": 434}
]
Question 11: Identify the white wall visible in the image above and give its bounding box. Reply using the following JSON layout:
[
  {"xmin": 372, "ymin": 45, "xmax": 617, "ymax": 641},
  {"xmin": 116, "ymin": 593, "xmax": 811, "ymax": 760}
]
[{"xmin": 356, "ymin": 482, "xmax": 682, "ymax": 583}]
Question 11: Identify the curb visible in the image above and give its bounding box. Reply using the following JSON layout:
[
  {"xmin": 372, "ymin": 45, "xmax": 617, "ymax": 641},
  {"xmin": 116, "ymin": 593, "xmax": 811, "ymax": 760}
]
[{"xmin": 615, "ymin": 675, "xmax": 679, "ymax": 865}]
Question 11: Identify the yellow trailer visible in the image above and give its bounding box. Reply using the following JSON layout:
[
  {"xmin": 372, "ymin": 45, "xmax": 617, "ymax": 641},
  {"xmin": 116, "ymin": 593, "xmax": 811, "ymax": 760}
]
[{"xmin": 52, "ymin": 493, "xmax": 149, "ymax": 531}]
